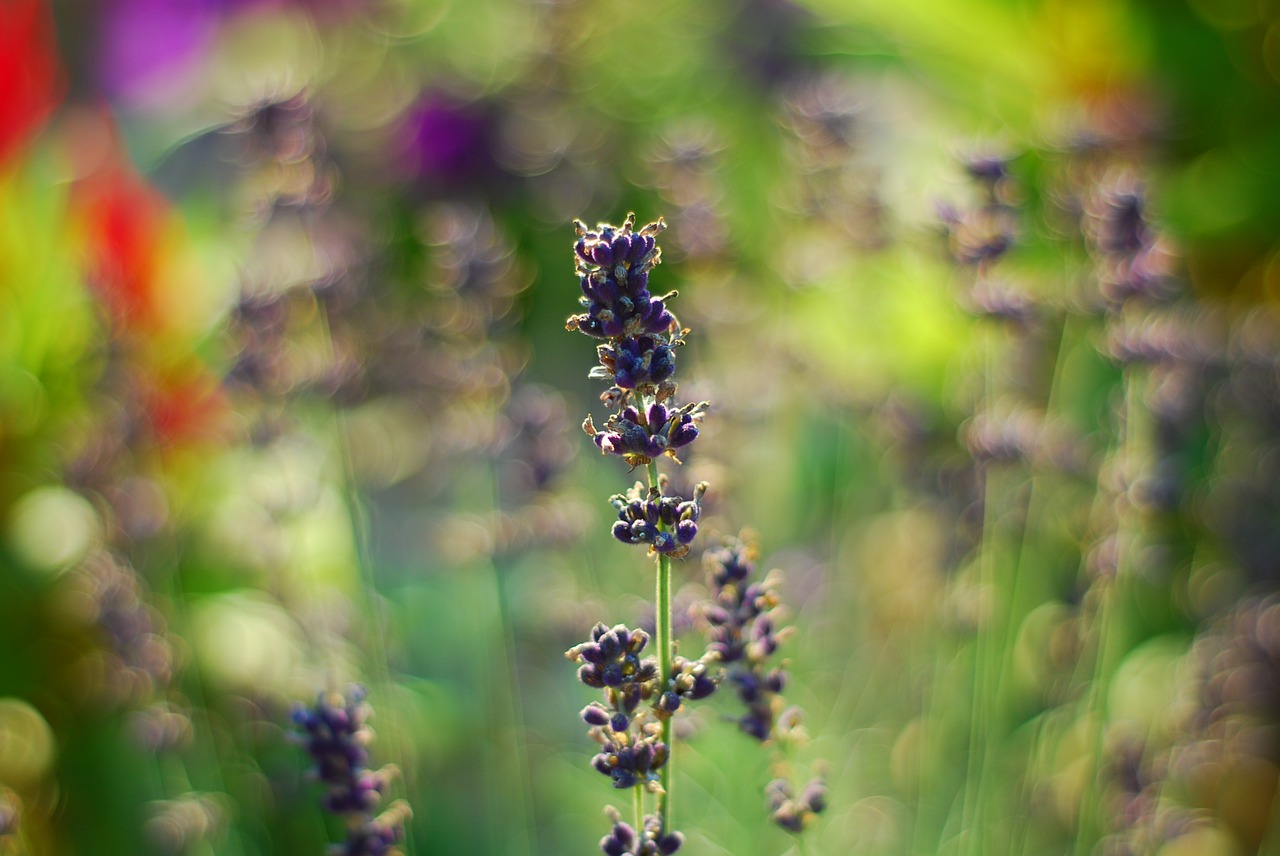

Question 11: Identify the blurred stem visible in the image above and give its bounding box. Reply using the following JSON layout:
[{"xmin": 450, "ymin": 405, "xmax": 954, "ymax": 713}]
[
  {"xmin": 961, "ymin": 324, "xmax": 1001, "ymax": 856},
  {"xmin": 491, "ymin": 554, "xmax": 538, "ymax": 856},
  {"xmin": 646, "ymin": 456, "xmax": 674, "ymax": 835},
  {"xmin": 319, "ymin": 306, "xmax": 416, "ymax": 854},
  {"xmin": 1073, "ymin": 364, "xmax": 1147, "ymax": 856}
]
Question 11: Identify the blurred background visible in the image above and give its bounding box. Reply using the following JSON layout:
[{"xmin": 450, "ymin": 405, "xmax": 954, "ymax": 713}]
[{"xmin": 3, "ymin": 0, "xmax": 1280, "ymax": 853}]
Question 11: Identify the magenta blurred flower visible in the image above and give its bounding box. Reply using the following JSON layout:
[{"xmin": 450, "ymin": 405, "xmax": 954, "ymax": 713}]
[
  {"xmin": 96, "ymin": 0, "xmax": 221, "ymax": 106},
  {"xmin": 394, "ymin": 93, "xmax": 494, "ymax": 183}
]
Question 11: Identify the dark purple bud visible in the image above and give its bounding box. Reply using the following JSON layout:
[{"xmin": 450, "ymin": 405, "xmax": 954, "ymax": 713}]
[
  {"xmin": 614, "ymin": 821, "xmax": 637, "ymax": 849},
  {"xmin": 658, "ymin": 832, "xmax": 685, "ymax": 854},
  {"xmin": 704, "ymin": 606, "xmax": 730, "ymax": 625},
  {"xmin": 690, "ymin": 674, "xmax": 716, "ymax": 700},
  {"xmin": 611, "ymin": 235, "xmax": 632, "ymax": 262},
  {"xmin": 667, "ymin": 417, "xmax": 697, "ymax": 448},
  {"xmin": 610, "ymin": 713, "xmax": 629, "ymax": 732},
  {"xmin": 582, "ymin": 704, "xmax": 611, "ymax": 726},
  {"xmin": 801, "ymin": 779, "xmax": 828, "ymax": 814},
  {"xmin": 591, "ymin": 243, "xmax": 615, "ymax": 266},
  {"xmin": 740, "ymin": 713, "xmax": 770, "ymax": 741},
  {"xmin": 660, "ymin": 691, "xmax": 681, "ymax": 713},
  {"xmin": 676, "ymin": 520, "xmax": 698, "ymax": 544},
  {"xmin": 579, "ymin": 664, "xmax": 604, "ymax": 688},
  {"xmin": 772, "ymin": 803, "xmax": 803, "ymax": 832}
]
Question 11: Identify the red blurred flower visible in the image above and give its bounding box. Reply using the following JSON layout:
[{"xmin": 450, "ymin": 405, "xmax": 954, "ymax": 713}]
[
  {"xmin": 0, "ymin": 0, "xmax": 64, "ymax": 166},
  {"xmin": 67, "ymin": 113, "xmax": 175, "ymax": 333}
]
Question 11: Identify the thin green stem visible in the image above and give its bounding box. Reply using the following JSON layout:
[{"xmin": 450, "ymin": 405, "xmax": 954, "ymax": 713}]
[{"xmin": 646, "ymin": 456, "xmax": 674, "ymax": 835}]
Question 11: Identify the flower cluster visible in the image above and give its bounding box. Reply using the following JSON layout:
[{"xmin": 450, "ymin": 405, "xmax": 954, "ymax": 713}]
[
  {"xmin": 568, "ymin": 624, "xmax": 671, "ymax": 790},
  {"xmin": 567, "ymin": 215, "xmax": 674, "ymax": 340},
  {"xmin": 292, "ymin": 686, "xmax": 411, "ymax": 856},
  {"xmin": 765, "ymin": 776, "xmax": 827, "ymax": 833},
  {"xmin": 592, "ymin": 333, "xmax": 678, "ymax": 392},
  {"xmin": 569, "ymin": 214, "xmax": 708, "ymax": 472},
  {"xmin": 564, "ymin": 216, "xmax": 727, "ymax": 854},
  {"xmin": 584, "ymin": 395, "xmax": 707, "ymax": 468},
  {"xmin": 1084, "ymin": 180, "xmax": 1174, "ymax": 306},
  {"xmin": 609, "ymin": 479, "xmax": 707, "ymax": 558},
  {"xmin": 937, "ymin": 152, "xmax": 1018, "ymax": 268},
  {"xmin": 599, "ymin": 807, "xmax": 685, "ymax": 856},
  {"xmin": 702, "ymin": 536, "xmax": 791, "ymax": 740}
]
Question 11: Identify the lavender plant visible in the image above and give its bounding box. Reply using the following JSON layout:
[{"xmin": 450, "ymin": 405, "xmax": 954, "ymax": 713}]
[
  {"xmin": 292, "ymin": 686, "xmax": 412, "ymax": 856},
  {"xmin": 564, "ymin": 213, "xmax": 711, "ymax": 852},
  {"xmin": 564, "ymin": 215, "xmax": 824, "ymax": 853}
]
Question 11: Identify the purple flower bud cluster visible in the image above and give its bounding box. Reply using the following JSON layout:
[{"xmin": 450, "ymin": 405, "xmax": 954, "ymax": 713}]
[
  {"xmin": 592, "ymin": 334, "xmax": 678, "ymax": 391},
  {"xmin": 1084, "ymin": 180, "xmax": 1176, "ymax": 306},
  {"xmin": 765, "ymin": 777, "xmax": 827, "ymax": 833},
  {"xmin": 568, "ymin": 214, "xmax": 709, "ymax": 471},
  {"xmin": 609, "ymin": 480, "xmax": 707, "ymax": 558},
  {"xmin": 599, "ymin": 807, "xmax": 685, "ymax": 856},
  {"xmin": 656, "ymin": 654, "xmax": 718, "ymax": 715},
  {"xmin": 567, "ymin": 624, "xmax": 670, "ymax": 790},
  {"xmin": 937, "ymin": 151, "xmax": 1018, "ymax": 268},
  {"xmin": 583, "ymin": 400, "xmax": 707, "ymax": 467},
  {"xmin": 291, "ymin": 686, "xmax": 410, "ymax": 856},
  {"xmin": 702, "ymin": 537, "xmax": 790, "ymax": 741},
  {"xmin": 567, "ymin": 215, "xmax": 673, "ymax": 340}
]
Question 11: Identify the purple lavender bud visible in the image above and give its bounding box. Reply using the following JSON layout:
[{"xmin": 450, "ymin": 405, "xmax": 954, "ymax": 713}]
[
  {"xmin": 741, "ymin": 713, "xmax": 770, "ymax": 741},
  {"xmin": 660, "ymin": 691, "xmax": 681, "ymax": 713},
  {"xmin": 592, "ymin": 242, "xmax": 615, "ymax": 266},
  {"xmin": 658, "ymin": 832, "xmax": 685, "ymax": 854},
  {"xmin": 582, "ymin": 704, "xmax": 611, "ymax": 726},
  {"xmin": 610, "ymin": 713, "xmax": 630, "ymax": 732},
  {"xmin": 667, "ymin": 416, "xmax": 698, "ymax": 449},
  {"xmin": 593, "ymin": 753, "xmax": 613, "ymax": 775},
  {"xmin": 736, "ymin": 672, "xmax": 761, "ymax": 702},
  {"xmin": 601, "ymin": 832, "xmax": 630, "ymax": 856},
  {"xmin": 611, "ymin": 235, "xmax": 632, "ymax": 261},
  {"xmin": 689, "ymin": 673, "xmax": 717, "ymax": 700},
  {"xmin": 800, "ymin": 779, "xmax": 827, "ymax": 814},
  {"xmin": 579, "ymin": 664, "xmax": 605, "ymax": 688},
  {"xmin": 676, "ymin": 519, "xmax": 698, "ymax": 544},
  {"xmin": 765, "ymin": 670, "xmax": 786, "ymax": 693},
  {"xmin": 653, "ymin": 532, "xmax": 677, "ymax": 554}
]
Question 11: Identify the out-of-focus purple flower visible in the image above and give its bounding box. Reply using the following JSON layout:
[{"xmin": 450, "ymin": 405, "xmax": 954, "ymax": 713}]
[
  {"xmin": 97, "ymin": 0, "xmax": 220, "ymax": 106},
  {"xmin": 394, "ymin": 93, "xmax": 495, "ymax": 184}
]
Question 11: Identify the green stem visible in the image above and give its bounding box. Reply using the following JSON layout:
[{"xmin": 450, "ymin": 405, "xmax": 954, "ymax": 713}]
[{"xmin": 646, "ymin": 457, "xmax": 674, "ymax": 834}]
